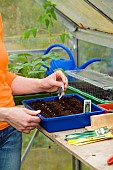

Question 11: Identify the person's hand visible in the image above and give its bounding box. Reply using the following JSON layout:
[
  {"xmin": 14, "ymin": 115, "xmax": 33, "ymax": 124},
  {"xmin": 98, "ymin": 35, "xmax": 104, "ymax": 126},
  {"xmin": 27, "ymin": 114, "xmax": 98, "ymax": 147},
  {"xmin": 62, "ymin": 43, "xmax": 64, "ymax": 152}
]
[
  {"xmin": 0, "ymin": 107, "xmax": 41, "ymax": 134},
  {"xmin": 40, "ymin": 70, "xmax": 68, "ymax": 92}
]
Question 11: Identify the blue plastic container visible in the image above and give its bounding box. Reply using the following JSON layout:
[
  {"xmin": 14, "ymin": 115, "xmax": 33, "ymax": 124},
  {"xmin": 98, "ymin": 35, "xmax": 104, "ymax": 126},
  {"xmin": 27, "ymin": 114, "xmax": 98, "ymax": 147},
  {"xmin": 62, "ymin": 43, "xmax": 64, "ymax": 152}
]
[
  {"xmin": 22, "ymin": 94, "xmax": 104, "ymax": 132},
  {"xmin": 43, "ymin": 44, "xmax": 101, "ymax": 75}
]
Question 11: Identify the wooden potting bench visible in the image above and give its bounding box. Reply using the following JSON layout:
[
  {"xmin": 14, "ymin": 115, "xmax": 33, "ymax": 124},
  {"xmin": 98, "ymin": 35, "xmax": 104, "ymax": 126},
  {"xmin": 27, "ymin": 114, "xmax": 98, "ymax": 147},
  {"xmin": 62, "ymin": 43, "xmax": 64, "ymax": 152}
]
[{"xmin": 21, "ymin": 124, "xmax": 113, "ymax": 170}]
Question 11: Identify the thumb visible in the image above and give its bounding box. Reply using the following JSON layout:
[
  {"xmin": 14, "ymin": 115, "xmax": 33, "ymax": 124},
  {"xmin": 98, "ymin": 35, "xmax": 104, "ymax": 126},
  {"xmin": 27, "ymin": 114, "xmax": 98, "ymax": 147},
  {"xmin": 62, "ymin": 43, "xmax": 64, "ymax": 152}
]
[
  {"xmin": 25, "ymin": 109, "xmax": 41, "ymax": 116},
  {"xmin": 52, "ymin": 80, "xmax": 63, "ymax": 89}
]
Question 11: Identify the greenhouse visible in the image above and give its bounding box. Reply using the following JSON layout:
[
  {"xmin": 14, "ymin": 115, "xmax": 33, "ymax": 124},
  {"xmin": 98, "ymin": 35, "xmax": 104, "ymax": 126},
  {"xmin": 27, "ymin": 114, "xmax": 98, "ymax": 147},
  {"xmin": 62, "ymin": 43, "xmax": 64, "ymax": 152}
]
[{"xmin": 0, "ymin": 0, "xmax": 113, "ymax": 170}]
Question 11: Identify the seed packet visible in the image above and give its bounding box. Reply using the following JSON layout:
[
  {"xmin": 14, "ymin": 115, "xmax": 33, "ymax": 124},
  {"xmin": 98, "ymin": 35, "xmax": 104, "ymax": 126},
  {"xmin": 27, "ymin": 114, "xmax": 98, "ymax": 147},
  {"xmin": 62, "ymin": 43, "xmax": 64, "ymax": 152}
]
[{"xmin": 65, "ymin": 127, "xmax": 113, "ymax": 146}]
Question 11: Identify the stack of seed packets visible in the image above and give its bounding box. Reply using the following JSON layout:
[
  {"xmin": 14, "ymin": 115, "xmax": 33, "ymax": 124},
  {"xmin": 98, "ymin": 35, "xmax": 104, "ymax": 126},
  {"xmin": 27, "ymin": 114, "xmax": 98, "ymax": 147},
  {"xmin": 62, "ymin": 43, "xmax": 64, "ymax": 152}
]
[{"xmin": 65, "ymin": 127, "xmax": 113, "ymax": 146}]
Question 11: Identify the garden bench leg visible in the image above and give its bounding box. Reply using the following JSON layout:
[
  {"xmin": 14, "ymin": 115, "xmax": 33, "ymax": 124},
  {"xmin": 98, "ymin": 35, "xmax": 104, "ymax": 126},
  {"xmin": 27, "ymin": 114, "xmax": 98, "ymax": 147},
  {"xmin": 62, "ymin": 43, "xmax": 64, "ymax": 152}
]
[
  {"xmin": 21, "ymin": 129, "xmax": 40, "ymax": 164},
  {"xmin": 72, "ymin": 155, "xmax": 81, "ymax": 170}
]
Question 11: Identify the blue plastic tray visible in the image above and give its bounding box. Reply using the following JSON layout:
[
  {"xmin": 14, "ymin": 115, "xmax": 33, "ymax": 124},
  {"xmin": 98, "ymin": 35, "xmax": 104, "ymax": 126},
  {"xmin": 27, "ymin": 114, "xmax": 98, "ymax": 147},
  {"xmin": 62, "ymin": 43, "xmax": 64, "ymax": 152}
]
[{"xmin": 22, "ymin": 94, "xmax": 104, "ymax": 132}]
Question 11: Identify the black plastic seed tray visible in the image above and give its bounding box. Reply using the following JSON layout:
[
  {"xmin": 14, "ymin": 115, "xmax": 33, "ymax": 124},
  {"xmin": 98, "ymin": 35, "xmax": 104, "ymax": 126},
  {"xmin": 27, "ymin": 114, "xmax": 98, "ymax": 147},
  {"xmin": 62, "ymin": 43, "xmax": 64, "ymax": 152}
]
[
  {"xmin": 66, "ymin": 69, "xmax": 113, "ymax": 103},
  {"xmin": 69, "ymin": 81, "xmax": 113, "ymax": 101}
]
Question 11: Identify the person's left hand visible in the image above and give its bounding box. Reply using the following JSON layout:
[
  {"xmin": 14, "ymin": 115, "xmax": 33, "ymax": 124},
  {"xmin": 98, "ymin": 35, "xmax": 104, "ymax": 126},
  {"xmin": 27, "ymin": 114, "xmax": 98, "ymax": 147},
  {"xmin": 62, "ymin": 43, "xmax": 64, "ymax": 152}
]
[{"xmin": 40, "ymin": 70, "xmax": 68, "ymax": 92}]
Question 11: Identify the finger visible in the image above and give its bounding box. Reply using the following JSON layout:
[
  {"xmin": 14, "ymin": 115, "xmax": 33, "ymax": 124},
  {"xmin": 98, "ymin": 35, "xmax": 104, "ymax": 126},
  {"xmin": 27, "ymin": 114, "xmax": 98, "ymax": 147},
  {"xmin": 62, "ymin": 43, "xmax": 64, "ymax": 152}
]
[
  {"xmin": 24, "ymin": 109, "xmax": 41, "ymax": 116},
  {"xmin": 55, "ymin": 70, "xmax": 68, "ymax": 89},
  {"xmin": 64, "ymin": 77, "xmax": 68, "ymax": 91},
  {"xmin": 26, "ymin": 126, "xmax": 36, "ymax": 130},
  {"xmin": 61, "ymin": 75, "xmax": 68, "ymax": 90},
  {"xmin": 28, "ymin": 115, "xmax": 41, "ymax": 123},
  {"xmin": 22, "ymin": 129, "xmax": 31, "ymax": 134},
  {"xmin": 26, "ymin": 122, "xmax": 40, "ymax": 127},
  {"xmin": 54, "ymin": 81, "xmax": 67, "ymax": 91},
  {"xmin": 56, "ymin": 70, "xmax": 66, "ymax": 80}
]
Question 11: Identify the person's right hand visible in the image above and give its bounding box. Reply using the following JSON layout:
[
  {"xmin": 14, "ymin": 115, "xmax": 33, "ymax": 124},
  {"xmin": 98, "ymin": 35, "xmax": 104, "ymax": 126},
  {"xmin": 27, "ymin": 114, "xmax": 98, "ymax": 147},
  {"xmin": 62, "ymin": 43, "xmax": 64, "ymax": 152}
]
[{"xmin": 0, "ymin": 107, "xmax": 41, "ymax": 134}]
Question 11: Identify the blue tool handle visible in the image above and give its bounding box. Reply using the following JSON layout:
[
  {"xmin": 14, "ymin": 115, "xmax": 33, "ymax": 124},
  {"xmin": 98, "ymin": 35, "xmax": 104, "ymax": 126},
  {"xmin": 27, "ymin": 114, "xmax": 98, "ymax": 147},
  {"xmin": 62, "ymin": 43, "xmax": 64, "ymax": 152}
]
[
  {"xmin": 44, "ymin": 44, "xmax": 75, "ymax": 64},
  {"xmin": 78, "ymin": 58, "xmax": 101, "ymax": 69}
]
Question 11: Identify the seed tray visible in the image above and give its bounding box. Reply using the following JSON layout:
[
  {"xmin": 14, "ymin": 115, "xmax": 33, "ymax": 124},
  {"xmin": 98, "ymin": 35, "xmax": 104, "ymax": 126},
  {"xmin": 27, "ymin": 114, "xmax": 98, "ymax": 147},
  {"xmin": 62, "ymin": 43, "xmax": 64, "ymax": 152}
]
[
  {"xmin": 22, "ymin": 94, "xmax": 104, "ymax": 132},
  {"xmin": 66, "ymin": 69, "xmax": 113, "ymax": 103},
  {"xmin": 13, "ymin": 92, "xmax": 58, "ymax": 105},
  {"xmin": 68, "ymin": 82, "xmax": 113, "ymax": 102},
  {"xmin": 98, "ymin": 103, "xmax": 113, "ymax": 113},
  {"xmin": 68, "ymin": 86, "xmax": 105, "ymax": 104}
]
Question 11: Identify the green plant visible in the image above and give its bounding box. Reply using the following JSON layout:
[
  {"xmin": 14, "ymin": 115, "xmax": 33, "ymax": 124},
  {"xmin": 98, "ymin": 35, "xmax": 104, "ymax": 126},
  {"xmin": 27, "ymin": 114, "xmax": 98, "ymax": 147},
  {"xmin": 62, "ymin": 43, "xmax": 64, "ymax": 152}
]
[
  {"xmin": 8, "ymin": 1, "xmax": 71, "ymax": 79},
  {"xmin": 8, "ymin": 52, "xmax": 60, "ymax": 78},
  {"xmin": 22, "ymin": 0, "xmax": 70, "ymax": 44}
]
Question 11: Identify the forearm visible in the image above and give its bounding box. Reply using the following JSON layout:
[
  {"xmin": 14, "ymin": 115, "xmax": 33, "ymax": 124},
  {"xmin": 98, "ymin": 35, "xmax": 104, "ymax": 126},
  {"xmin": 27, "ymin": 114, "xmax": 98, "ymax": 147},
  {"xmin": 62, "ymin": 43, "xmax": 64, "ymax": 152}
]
[
  {"xmin": 11, "ymin": 70, "xmax": 68, "ymax": 95},
  {"xmin": 0, "ymin": 108, "xmax": 8, "ymax": 122},
  {"xmin": 11, "ymin": 76, "xmax": 44, "ymax": 95}
]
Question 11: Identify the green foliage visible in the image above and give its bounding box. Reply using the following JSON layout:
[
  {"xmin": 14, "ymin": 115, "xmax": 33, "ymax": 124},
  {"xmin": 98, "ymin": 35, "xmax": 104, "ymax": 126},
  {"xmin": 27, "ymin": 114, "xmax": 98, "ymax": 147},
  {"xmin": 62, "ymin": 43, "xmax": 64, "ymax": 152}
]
[
  {"xmin": 40, "ymin": 1, "xmax": 57, "ymax": 28},
  {"xmin": 59, "ymin": 31, "xmax": 70, "ymax": 44},
  {"xmin": 8, "ymin": 52, "xmax": 60, "ymax": 78},
  {"xmin": 22, "ymin": 1, "xmax": 57, "ymax": 39},
  {"xmin": 22, "ymin": 27, "xmax": 38, "ymax": 39},
  {"xmin": 22, "ymin": 0, "xmax": 70, "ymax": 44}
]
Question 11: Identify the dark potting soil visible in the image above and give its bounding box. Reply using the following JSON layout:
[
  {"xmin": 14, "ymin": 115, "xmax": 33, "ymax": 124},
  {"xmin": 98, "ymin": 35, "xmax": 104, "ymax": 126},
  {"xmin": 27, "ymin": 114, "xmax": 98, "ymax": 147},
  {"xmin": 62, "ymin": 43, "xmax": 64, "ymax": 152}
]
[
  {"xmin": 28, "ymin": 96, "xmax": 84, "ymax": 118},
  {"xmin": 69, "ymin": 81, "xmax": 113, "ymax": 101}
]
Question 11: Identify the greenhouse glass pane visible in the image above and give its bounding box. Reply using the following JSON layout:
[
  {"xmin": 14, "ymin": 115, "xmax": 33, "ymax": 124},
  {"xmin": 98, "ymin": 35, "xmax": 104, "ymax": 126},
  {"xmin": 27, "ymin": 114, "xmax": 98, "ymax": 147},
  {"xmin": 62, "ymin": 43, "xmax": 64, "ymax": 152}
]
[
  {"xmin": 78, "ymin": 40, "xmax": 113, "ymax": 77},
  {"xmin": 0, "ymin": 0, "xmax": 64, "ymax": 51}
]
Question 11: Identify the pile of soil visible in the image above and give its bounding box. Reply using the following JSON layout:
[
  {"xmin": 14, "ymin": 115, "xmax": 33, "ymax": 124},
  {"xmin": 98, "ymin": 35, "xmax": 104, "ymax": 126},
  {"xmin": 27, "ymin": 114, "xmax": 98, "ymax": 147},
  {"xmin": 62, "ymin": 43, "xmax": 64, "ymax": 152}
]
[
  {"xmin": 69, "ymin": 81, "xmax": 113, "ymax": 101},
  {"xmin": 29, "ymin": 96, "xmax": 84, "ymax": 118}
]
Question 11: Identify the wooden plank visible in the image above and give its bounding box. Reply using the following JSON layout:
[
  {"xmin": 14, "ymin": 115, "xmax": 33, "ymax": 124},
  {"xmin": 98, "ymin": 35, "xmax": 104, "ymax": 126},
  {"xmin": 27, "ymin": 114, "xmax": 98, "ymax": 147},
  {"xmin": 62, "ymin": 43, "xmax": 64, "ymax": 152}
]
[
  {"xmin": 86, "ymin": 0, "xmax": 113, "ymax": 21},
  {"xmin": 91, "ymin": 113, "xmax": 113, "ymax": 129},
  {"xmin": 51, "ymin": 0, "xmax": 113, "ymax": 33},
  {"xmin": 38, "ymin": 125, "xmax": 113, "ymax": 170}
]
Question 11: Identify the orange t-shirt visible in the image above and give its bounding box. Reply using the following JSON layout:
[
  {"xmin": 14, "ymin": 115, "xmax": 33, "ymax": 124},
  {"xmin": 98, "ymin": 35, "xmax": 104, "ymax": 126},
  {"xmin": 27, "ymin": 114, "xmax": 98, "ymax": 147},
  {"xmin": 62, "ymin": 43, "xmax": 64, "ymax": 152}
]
[{"xmin": 0, "ymin": 15, "xmax": 17, "ymax": 130}]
